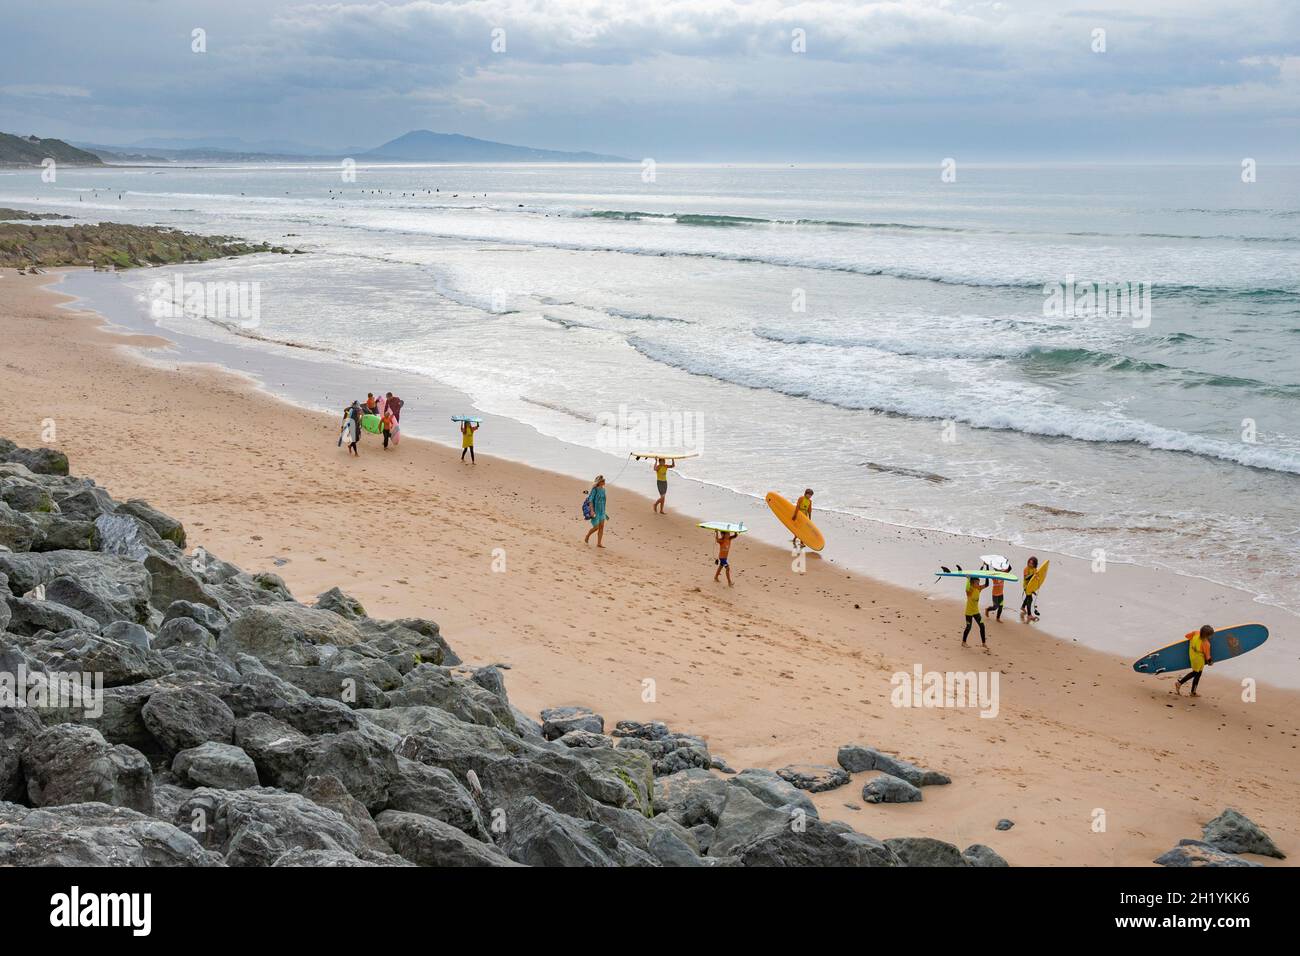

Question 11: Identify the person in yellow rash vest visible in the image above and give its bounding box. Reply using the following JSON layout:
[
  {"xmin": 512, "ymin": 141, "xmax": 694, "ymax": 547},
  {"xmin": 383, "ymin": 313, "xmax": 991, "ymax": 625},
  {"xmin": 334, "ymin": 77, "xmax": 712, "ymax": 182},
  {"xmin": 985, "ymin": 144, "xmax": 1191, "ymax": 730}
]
[
  {"xmin": 963, "ymin": 576, "xmax": 989, "ymax": 651},
  {"xmin": 1174, "ymin": 625, "xmax": 1214, "ymax": 697},
  {"xmin": 790, "ymin": 489, "xmax": 814, "ymax": 549}
]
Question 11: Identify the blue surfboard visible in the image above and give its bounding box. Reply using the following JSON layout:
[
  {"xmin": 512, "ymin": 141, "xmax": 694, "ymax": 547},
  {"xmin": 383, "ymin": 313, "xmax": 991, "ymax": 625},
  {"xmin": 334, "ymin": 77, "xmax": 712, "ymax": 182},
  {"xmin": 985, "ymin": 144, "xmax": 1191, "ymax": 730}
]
[
  {"xmin": 1132, "ymin": 623, "xmax": 1268, "ymax": 674},
  {"xmin": 935, "ymin": 570, "xmax": 1019, "ymax": 583}
]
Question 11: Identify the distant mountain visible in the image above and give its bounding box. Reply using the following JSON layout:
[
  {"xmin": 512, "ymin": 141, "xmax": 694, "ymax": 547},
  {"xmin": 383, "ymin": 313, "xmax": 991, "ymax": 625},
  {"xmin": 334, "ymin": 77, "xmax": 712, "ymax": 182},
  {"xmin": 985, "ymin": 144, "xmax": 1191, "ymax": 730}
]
[
  {"xmin": 0, "ymin": 132, "xmax": 104, "ymax": 167},
  {"xmin": 126, "ymin": 135, "xmax": 343, "ymax": 156},
  {"xmin": 364, "ymin": 130, "xmax": 628, "ymax": 163}
]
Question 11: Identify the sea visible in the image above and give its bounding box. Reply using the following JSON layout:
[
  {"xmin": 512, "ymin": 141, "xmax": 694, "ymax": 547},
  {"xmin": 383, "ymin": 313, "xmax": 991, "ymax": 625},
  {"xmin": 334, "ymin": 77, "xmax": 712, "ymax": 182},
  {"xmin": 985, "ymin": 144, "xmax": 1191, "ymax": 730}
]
[{"xmin": 4, "ymin": 162, "xmax": 1298, "ymax": 614}]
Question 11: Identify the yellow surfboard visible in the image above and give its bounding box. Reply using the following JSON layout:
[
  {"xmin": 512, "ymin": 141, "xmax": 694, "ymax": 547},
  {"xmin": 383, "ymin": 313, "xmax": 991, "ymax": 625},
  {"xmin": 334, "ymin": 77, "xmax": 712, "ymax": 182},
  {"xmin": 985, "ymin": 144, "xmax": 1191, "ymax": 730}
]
[
  {"xmin": 1024, "ymin": 559, "xmax": 1050, "ymax": 595},
  {"xmin": 766, "ymin": 492, "xmax": 825, "ymax": 551}
]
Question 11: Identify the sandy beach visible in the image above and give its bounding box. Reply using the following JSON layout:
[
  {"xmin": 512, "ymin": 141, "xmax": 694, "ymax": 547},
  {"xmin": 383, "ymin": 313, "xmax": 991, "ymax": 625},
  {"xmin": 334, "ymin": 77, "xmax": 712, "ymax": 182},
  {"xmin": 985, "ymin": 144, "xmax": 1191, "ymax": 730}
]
[{"xmin": 3, "ymin": 268, "xmax": 1296, "ymax": 867}]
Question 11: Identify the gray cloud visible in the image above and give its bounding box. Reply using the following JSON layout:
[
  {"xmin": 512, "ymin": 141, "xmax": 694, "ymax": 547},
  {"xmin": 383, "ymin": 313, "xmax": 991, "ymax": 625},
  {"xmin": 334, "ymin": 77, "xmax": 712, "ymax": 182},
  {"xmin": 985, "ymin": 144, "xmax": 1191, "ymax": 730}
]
[{"xmin": 0, "ymin": 0, "xmax": 1296, "ymax": 159}]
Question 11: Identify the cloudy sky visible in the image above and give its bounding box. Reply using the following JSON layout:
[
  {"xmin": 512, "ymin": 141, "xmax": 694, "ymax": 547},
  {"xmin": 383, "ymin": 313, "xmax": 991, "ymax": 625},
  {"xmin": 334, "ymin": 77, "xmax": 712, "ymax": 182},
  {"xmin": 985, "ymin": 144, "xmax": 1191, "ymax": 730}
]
[{"xmin": 2, "ymin": 0, "xmax": 1297, "ymax": 160}]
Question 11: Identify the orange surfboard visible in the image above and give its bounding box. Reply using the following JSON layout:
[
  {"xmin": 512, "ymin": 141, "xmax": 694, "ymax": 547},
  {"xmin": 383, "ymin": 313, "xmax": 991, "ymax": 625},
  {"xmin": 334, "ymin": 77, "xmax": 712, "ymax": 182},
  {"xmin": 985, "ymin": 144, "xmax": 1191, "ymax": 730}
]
[{"xmin": 766, "ymin": 492, "xmax": 825, "ymax": 551}]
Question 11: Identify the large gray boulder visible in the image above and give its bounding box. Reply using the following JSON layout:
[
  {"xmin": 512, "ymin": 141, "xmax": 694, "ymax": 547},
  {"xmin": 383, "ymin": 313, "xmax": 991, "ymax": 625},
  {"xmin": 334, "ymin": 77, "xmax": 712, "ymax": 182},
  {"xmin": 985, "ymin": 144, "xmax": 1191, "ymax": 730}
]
[
  {"xmin": 177, "ymin": 787, "xmax": 365, "ymax": 867},
  {"xmin": 837, "ymin": 744, "xmax": 950, "ymax": 786},
  {"xmin": 384, "ymin": 757, "xmax": 489, "ymax": 841},
  {"xmin": 117, "ymin": 499, "xmax": 187, "ymax": 548},
  {"xmin": 708, "ymin": 785, "xmax": 793, "ymax": 858},
  {"xmin": 0, "ymin": 501, "xmax": 40, "ymax": 552},
  {"xmin": 218, "ymin": 603, "xmax": 365, "ymax": 665},
  {"xmin": 738, "ymin": 819, "xmax": 902, "ymax": 867},
  {"xmin": 156, "ymin": 617, "xmax": 217, "ymax": 651},
  {"xmin": 1, "ymin": 477, "xmax": 56, "ymax": 514},
  {"xmin": 1201, "ymin": 809, "xmax": 1285, "ymax": 859},
  {"xmin": 4, "ymin": 596, "xmax": 102, "ymax": 636},
  {"xmin": 233, "ymin": 713, "xmax": 311, "ymax": 789},
  {"xmin": 540, "ymin": 705, "xmax": 604, "ymax": 740},
  {"xmin": 25, "ymin": 629, "xmax": 172, "ymax": 687},
  {"xmin": 884, "ymin": 836, "xmax": 969, "ymax": 867},
  {"xmin": 161, "ymin": 599, "xmax": 229, "ymax": 637},
  {"xmin": 0, "ymin": 706, "xmax": 44, "ymax": 801},
  {"xmin": 777, "ymin": 764, "xmax": 851, "ymax": 793},
  {"xmin": 31, "ymin": 514, "xmax": 96, "ymax": 551},
  {"xmin": 2, "ymin": 446, "xmax": 69, "ymax": 476},
  {"xmin": 652, "ymin": 768, "xmax": 731, "ymax": 826},
  {"xmin": 728, "ymin": 768, "xmax": 819, "ymax": 819},
  {"xmin": 221, "ymin": 663, "xmax": 360, "ymax": 737},
  {"xmin": 387, "ymin": 665, "xmax": 516, "ymax": 730},
  {"xmin": 314, "ymin": 586, "xmax": 366, "ymax": 620},
  {"xmin": 21, "ymin": 723, "xmax": 155, "ymax": 813},
  {"xmin": 1155, "ymin": 840, "xmax": 1263, "ymax": 868},
  {"xmin": 962, "ymin": 844, "xmax": 1010, "ymax": 867},
  {"xmin": 141, "ymin": 687, "xmax": 236, "ymax": 755},
  {"xmin": 353, "ymin": 617, "xmax": 459, "ymax": 667},
  {"xmin": 861, "ymin": 773, "xmax": 923, "ymax": 804},
  {"xmin": 496, "ymin": 796, "xmax": 654, "ymax": 867},
  {"xmin": 173, "ymin": 742, "xmax": 259, "ymax": 790},
  {"xmin": 0, "ymin": 550, "xmax": 152, "ymax": 625},
  {"xmin": 301, "ymin": 773, "xmax": 391, "ymax": 853},
  {"xmin": 0, "ymin": 801, "xmax": 221, "ymax": 866},
  {"xmin": 376, "ymin": 810, "xmax": 519, "ymax": 867}
]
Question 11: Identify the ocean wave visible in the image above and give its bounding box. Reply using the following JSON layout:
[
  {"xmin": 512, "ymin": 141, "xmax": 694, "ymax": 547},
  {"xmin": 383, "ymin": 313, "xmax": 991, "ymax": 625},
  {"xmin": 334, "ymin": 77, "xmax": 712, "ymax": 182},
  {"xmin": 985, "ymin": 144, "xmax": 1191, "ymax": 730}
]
[
  {"xmin": 627, "ymin": 336, "xmax": 1300, "ymax": 475},
  {"xmin": 578, "ymin": 208, "xmax": 1300, "ymax": 244},
  {"xmin": 752, "ymin": 327, "xmax": 1299, "ymax": 395},
  {"xmin": 605, "ymin": 308, "xmax": 691, "ymax": 324}
]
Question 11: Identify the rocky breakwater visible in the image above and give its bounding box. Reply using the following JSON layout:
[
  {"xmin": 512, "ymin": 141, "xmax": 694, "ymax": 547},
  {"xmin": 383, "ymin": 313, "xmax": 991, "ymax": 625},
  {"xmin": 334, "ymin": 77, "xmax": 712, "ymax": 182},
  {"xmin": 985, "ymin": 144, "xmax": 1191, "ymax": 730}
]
[{"xmin": 2, "ymin": 438, "xmax": 983, "ymax": 866}]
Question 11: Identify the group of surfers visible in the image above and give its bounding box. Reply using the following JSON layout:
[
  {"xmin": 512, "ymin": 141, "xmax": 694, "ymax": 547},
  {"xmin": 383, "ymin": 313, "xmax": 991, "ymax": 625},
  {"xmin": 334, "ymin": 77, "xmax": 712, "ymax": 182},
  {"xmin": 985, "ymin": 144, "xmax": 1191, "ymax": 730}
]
[
  {"xmin": 584, "ymin": 460, "xmax": 816, "ymax": 589},
  {"xmin": 338, "ymin": 392, "xmax": 405, "ymax": 456},
  {"xmin": 598, "ymin": 464, "xmax": 1220, "ymax": 697},
  {"xmin": 338, "ymin": 392, "xmax": 481, "ymax": 462},
  {"xmin": 955, "ymin": 556, "xmax": 1047, "ymax": 654},
  {"xmin": 956, "ymin": 557, "xmax": 1216, "ymax": 696}
]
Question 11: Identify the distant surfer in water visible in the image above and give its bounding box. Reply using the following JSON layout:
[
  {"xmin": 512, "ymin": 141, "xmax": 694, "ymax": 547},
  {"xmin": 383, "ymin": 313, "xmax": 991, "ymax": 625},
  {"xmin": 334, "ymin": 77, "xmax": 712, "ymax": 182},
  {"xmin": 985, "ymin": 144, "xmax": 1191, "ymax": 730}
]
[
  {"xmin": 791, "ymin": 489, "xmax": 814, "ymax": 549},
  {"xmin": 714, "ymin": 530, "xmax": 738, "ymax": 586},
  {"xmin": 460, "ymin": 419, "xmax": 479, "ymax": 462},
  {"xmin": 584, "ymin": 475, "xmax": 608, "ymax": 548},
  {"xmin": 1174, "ymin": 625, "xmax": 1214, "ymax": 697},
  {"xmin": 652, "ymin": 457, "xmax": 674, "ymax": 513},
  {"xmin": 1020, "ymin": 556, "xmax": 1040, "ymax": 622},
  {"xmin": 963, "ymin": 576, "xmax": 989, "ymax": 651}
]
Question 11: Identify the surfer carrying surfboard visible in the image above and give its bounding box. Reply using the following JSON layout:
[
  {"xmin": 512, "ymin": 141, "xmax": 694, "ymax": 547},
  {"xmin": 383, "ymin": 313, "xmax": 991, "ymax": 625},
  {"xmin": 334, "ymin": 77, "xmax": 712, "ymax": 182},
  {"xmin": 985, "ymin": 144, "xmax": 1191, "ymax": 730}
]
[
  {"xmin": 652, "ymin": 457, "xmax": 675, "ymax": 514},
  {"xmin": 339, "ymin": 405, "xmax": 360, "ymax": 457},
  {"xmin": 791, "ymin": 489, "xmax": 814, "ymax": 549},
  {"xmin": 1020, "ymin": 556, "xmax": 1041, "ymax": 622},
  {"xmin": 713, "ymin": 530, "xmax": 739, "ymax": 586},
  {"xmin": 962, "ymin": 577, "xmax": 989, "ymax": 650},
  {"xmin": 460, "ymin": 419, "xmax": 479, "ymax": 462},
  {"xmin": 1173, "ymin": 625, "xmax": 1214, "ymax": 697}
]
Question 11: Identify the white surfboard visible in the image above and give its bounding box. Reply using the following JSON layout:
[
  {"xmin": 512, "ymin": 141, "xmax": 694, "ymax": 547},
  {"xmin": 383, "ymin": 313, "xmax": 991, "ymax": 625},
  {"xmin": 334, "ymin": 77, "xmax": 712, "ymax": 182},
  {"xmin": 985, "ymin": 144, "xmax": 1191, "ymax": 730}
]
[
  {"xmin": 699, "ymin": 521, "xmax": 747, "ymax": 534},
  {"xmin": 631, "ymin": 451, "xmax": 699, "ymax": 461}
]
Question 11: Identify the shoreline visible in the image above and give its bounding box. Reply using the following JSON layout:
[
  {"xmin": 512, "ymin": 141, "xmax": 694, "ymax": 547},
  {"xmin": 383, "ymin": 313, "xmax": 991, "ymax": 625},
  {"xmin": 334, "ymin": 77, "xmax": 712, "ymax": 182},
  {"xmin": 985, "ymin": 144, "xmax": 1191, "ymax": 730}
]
[
  {"xmin": 4, "ymin": 267, "xmax": 1298, "ymax": 866},
  {"xmin": 53, "ymin": 263, "xmax": 1300, "ymax": 690}
]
